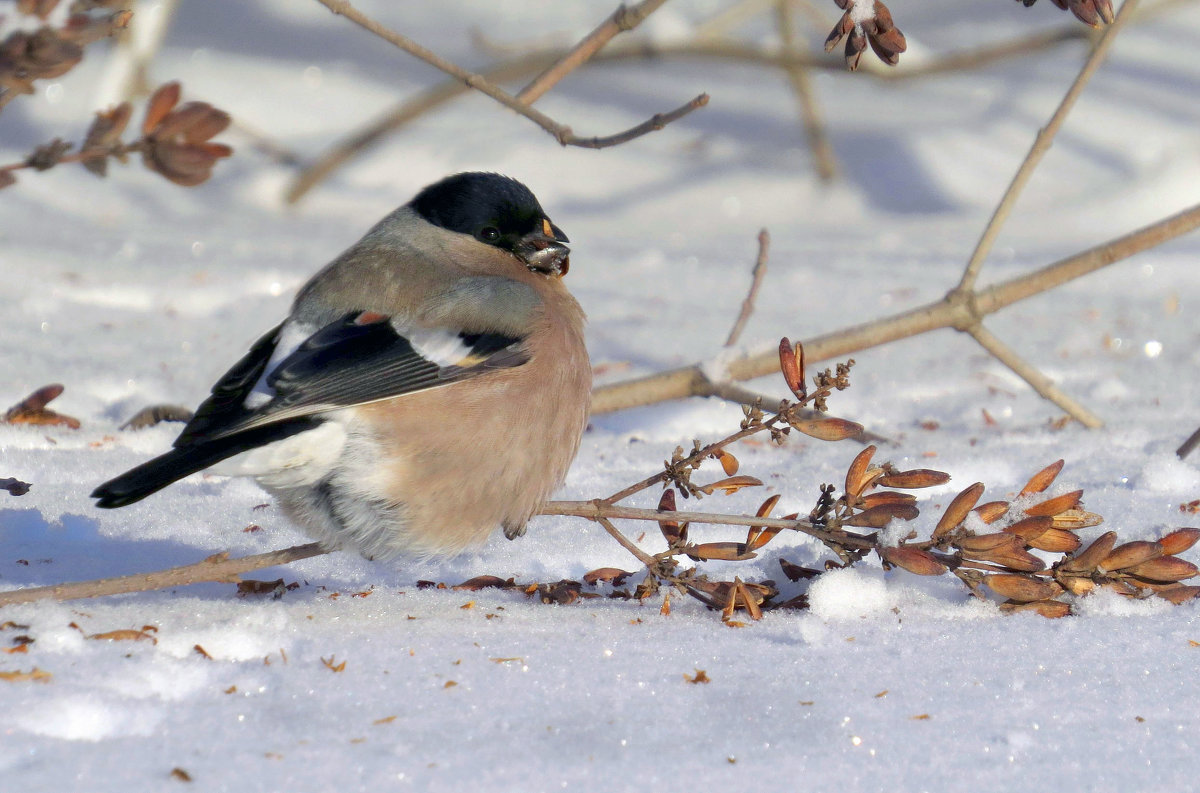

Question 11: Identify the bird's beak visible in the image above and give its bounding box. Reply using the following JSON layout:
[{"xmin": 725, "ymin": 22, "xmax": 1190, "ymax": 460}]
[{"xmin": 514, "ymin": 219, "xmax": 570, "ymax": 277}]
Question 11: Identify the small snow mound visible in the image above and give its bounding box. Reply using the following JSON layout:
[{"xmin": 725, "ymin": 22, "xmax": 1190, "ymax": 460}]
[
  {"xmin": 1138, "ymin": 456, "xmax": 1200, "ymax": 494},
  {"xmin": 807, "ymin": 567, "xmax": 892, "ymax": 619},
  {"xmin": 16, "ymin": 696, "xmax": 162, "ymax": 741}
]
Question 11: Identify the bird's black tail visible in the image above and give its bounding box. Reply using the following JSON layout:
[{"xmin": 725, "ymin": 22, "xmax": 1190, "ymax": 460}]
[
  {"xmin": 92, "ymin": 444, "xmax": 242, "ymax": 508},
  {"xmin": 92, "ymin": 419, "xmax": 320, "ymax": 508}
]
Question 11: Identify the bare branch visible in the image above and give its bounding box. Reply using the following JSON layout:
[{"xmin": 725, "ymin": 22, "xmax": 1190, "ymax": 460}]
[
  {"xmin": 516, "ymin": 0, "xmax": 671, "ymax": 104},
  {"xmin": 725, "ymin": 229, "xmax": 771, "ymax": 347},
  {"xmin": 957, "ymin": 0, "xmax": 1139, "ymax": 294},
  {"xmin": 965, "ymin": 324, "xmax": 1103, "ymax": 428},
  {"xmin": 775, "ymin": 0, "xmax": 837, "ymax": 180},
  {"xmin": 591, "ymin": 200, "xmax": 1200, "ymax": 414},
  {"xmin": 0, "ymin": 543, "xmax": 327, "ymax": 607},
  {"xmin": 1178, "ymin": 426, "xmax": 1200, "ymax": 460},
  {"xmin": 312, "ymin": 0, "xmax": 705, "ymax": 149}
]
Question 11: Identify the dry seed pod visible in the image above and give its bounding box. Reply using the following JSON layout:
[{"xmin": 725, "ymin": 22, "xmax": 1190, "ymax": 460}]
[
  {"xmin": 845, "ymin": 445, "xmax": 877, "ymax": 499},
  {"xmin": 714, "ymin": 450, "xmax": 739, "ymax": 476},
  {"xmin": 142, "ymin": 82, "xmax": 181, "ymax": 134},
  {"xmin": 876, "ymin": 469, "xmax": 951, "ymax": 489},
  {"xmin": 1159, "ymin": 528, "xmax": 1200, "ymax": 556},
  {"xmin": 1004, "ymin": 515, "xmax": 1053, "ymax": 543},
  {"xmin": 789, "ymin": 417, "xmax": 863, "ymax": 442},
  {"xmin": 955, "ymin": 533, "xmax": 1019, "ymax": 553},
  {"xmin": 974, "ymin": 544, "xmax": 1046, "ymax": 572},
  {"xmin": 778, "ymin": 337, "xmax": 806, "ymax": 400},
  {"xmin": 1020, "ymin": 459, "xmax": 1064, "ymax": 496},
  {"xmin": 745, "ymin": 494, "xmax": 781, "ymax": 550},
  {"xmin": 1000, "ymin": 600, "xmax": 1071, "ymax": 618},
  {"xmin": 1156, "ymin": 586, "xmax": 1200, "ymax": 605},
  {"xmin": 696, "ymin": 475, "xmax": 763, "ymax": 495},
  {"xmin": 1058, "ymin": 576, "xmax": 1096, "ymax": 596},
  {"xmin": 1100, "ymin": 540, "xmax": 1163, "ymax": 572},
  {"xmin": 686, "ymin": 542, "xmax": 756, "ymax": 562},
  {"xmin": 974, "ymin": 501, "xmax": 1010, "ymax": 524},
  {"xmin": 657, "ymin": 489, "xmax": 687, "ymax": 545},
  {"xmin": 879, "ymin": 546, "xmax": 947, "ymax": 576},
  {"xmin": 843, "ymin": 503, "xmax": 919, "ymax": 528},
  {"xmin": 1125, "ymin": 556, "xmax": 1199, "ymax": 583},
  {"xmin": 1026, "ymin": 528, "xmax": 1081, "ymax": 554},
  {"xmin": 735, "ymin": 579, "xmax": 763, "ymax": 621},
  {"xmin": 1051, "ymin": 509, "xmax": 1103, "ymax": 529},
  {"xmin": 934, "ymin": 482, "xmax": 985, "ymax": 539},
  {"xmin": 1060, "ymin": 530, "xmax": 1117, "ymax": 573},
  {"xmin": 985, "ymin": 574, "xmax": 1063, "ymax": 602},
  {"xmin": 861, "ymin": 491, "xmax": 917, "ymax": 508},
  {"xmin": 1024, "ymin": 490, "xmax": 1083, "ymax": 517}
]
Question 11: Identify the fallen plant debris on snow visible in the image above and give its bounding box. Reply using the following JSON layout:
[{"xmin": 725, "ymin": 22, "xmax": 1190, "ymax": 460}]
[{"xmin": 3, "ymin": 384, "xmax": 80, "ymax": 429}]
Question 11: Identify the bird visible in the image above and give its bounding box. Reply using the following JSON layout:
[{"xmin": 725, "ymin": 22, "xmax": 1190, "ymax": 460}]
[{"xmin": 92, "ymin": 172, "xmax": 591, "ymax": 560}]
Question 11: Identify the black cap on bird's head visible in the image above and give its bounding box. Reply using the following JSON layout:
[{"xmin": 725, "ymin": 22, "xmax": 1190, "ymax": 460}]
[{"xmin": 409, "ymin": 172, "xmax": 571, "ymax": 277}]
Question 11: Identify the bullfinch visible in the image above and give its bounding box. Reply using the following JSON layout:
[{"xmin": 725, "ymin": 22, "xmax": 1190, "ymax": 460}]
[{"xmin": 92, "ymin": 172, "xmax": 591, "ymax": 560}]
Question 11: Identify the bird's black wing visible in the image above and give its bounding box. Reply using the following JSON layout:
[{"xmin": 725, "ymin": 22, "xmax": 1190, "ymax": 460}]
[
  {"xmin": 177, "ymin": 311, "xmax": 529, "ymax": 445},
  {"xmin": 93, "ymin": 312, "xmax": 529, "ymax": 508}
]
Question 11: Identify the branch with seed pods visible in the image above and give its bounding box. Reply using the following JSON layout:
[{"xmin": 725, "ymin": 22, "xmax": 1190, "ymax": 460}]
[
  {"xmin": 549, "ymin": 340, "xmax": 1200, "ymax": 623},
  {"xmin": 0, "ymin": 82, "xmax": 233, "ymax": 189}
]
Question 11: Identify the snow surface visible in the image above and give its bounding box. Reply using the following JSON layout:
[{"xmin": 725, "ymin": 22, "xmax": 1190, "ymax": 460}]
[{"xmin": 2, "ymin": 0, "xmax": 1200, "ymax": 789}]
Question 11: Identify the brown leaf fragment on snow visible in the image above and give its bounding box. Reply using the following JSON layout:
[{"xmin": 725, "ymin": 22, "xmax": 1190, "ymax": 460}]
[
  {"xmin": 452, "ymin": 575, "xmax": 515, "ymax": 591},
  {"xmin": 321, "ymin": 655, "xmax": 346, "ymax": 672},
  {"xmin": 88, "ymin": 628, "xmax": 157, "ymax": 644},
  {"xmin": 583, "ymin": 567, "xmax": 633, "ymax": 586},
  {"xmin": 0, "ymin": 667, "xmax": 52, "ymax": 683},
  {"xmin": 120, "ymin": 404, "xmax": 195, "ymax": 430},
  {"xmin": 684, "ymin": 669, "xmax": 710, "ymax": 684},
  {"xmin": 1, "ymin": 478, "xmax": 31, "ymax": 496},
  {"xmin": 3, "ymin": 384, "xmax": 81, "ymax": 428},
  {"xmin": 237, "ymin": 578, "xmax": 286, "ymax": 597},
  {"xmin": 779, "ymin": 558, "xmax": 820, "ymax": 581}
]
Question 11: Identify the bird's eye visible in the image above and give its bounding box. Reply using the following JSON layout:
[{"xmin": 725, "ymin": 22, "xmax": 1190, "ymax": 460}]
[{"xmin": 478, "ymin": 226, "xmax": 501, "ymax": 243}]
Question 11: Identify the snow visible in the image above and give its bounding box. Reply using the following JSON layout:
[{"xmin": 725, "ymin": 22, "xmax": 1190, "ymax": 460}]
[{"xmin": 2, "ymin": 0, "xmax": 1200, "ymax": 789}]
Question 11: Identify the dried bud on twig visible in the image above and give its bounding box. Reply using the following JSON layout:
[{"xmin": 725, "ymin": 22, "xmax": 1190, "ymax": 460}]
[
  {"xmin": 825, "ymin": 0, "xmax": 907, "ymax": 71},
  {"xmin": 778, "ymin": 338, "xmax": 806, "ymax": 400},
  {"xmin": 140, "ymin": 82, "xmax": 233, "ymax": 186},
  {"xmin": 1015, "ymin": 0, "xmax": 1115, "ymax": 28}
]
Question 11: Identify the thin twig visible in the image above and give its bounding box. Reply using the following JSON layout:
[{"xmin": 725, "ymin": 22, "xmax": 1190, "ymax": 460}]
[
  {"xmin": 956, "ymin": 0, "xmax": 1139, "ymax": 294},
  {"xmin": 313, "ymin": 0, "xmax": 706, "ymax": 149},
  {"xmin": 285, "ymin": 52, "xmax": 559, "ymax": 204},
  {"xmin": 516, "ymin": 0, "xmax": 671, "ymax": 104},
  {"xmin": 707, "ymin": 381, "xmax": 890, "ymax": 445},
  {"xmin": 0, "ymin": 543, "xmax": 327, "ymax": 607},
  {"xmin": 775, "ymin": 0, "xmax": 837, "ymax": 181},
  {"xmin": 285, "ymin": 24, "xmax": 1096, "ymax": 204},
  {"xmin": 965, "ymin": 324, "xmax": 1103, "ymax": 428},
  {"xmin": 594, "ymin": 515, "xmax": 659, "ymax": 567},
  {"xmin": 725, "ymin": 229, "xmax": 771, "ymax": 347},
  {"xmin": 1178, "ymin": 426, "xmax": 1200, "ymax": 459},
  {"xmin": 591, "ymin": 200, "xmax": 1200, "ymax": 415}
]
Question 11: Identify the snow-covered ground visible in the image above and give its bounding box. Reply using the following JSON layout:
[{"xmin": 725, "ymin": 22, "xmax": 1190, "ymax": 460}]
[{"xmin": 2, "ymin": 0, "xmax": 1199, "ymax": 789}]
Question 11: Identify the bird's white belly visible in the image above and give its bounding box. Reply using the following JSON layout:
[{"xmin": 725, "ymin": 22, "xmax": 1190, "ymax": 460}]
[{"xmin": 209, "ymin": 420, "xmax": 348, "ymax": 488}]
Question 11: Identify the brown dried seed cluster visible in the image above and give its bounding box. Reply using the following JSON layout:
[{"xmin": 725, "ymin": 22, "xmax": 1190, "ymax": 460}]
[
  {"xmin": 1014, "ymin": 0, "xmax": 1114, "ymax": 28},
  {"xmin": 140, "ymin": 82, "xmax": 233, "ymax": 186},
  {"xmin": 0, "ymin": 6, "xmax": 131, "ymax": 108},
  {"xmin": 825, "ymin": 0, "xmax": 907, "ymax": 71}
]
